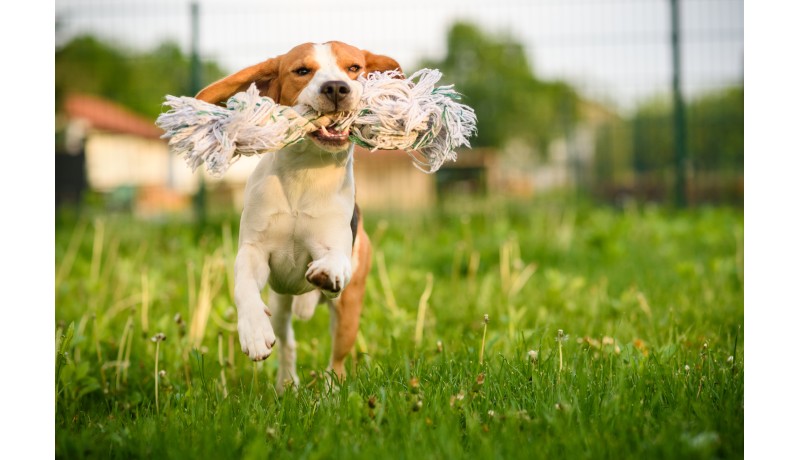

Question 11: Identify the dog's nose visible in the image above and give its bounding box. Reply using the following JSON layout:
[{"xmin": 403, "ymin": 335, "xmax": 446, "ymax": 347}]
[{"xmin": 321, "ymin": 80, "xmax": 351, "ymax": 106}]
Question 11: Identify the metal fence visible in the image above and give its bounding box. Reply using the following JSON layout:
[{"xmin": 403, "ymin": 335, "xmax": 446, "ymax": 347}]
[{"xmin": 55, "ymin": 0, "xmax": 744, "ymax": 207}]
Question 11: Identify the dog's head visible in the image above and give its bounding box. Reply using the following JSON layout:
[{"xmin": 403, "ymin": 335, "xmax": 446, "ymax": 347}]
[{"xmin": 196, "ymin": 41, "xmax": 402, "ymax": 152}]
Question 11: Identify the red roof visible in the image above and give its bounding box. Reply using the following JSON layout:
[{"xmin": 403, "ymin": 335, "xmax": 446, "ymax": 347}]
[{"xmin": 64, "ymin": 94, "xmax": 164, "ymax": 140}]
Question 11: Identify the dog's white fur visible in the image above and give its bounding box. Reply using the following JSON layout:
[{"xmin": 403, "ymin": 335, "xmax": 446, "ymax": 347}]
[
  {"xmin": 196, "ymin": 42, "xmax": 400, "ymax": 390},
  {"xmin": 236, "ymin": 45, "xmax": 358, "ymax": 365}
]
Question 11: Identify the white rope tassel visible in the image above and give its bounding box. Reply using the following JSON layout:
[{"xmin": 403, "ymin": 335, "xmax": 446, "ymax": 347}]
[
  {"xmin": 355, "ymin": 69, "xmax": 477, "ymax": 172},
  {"xmin": 156, "ymin": 69, "xmax": 477, "ymax": 176},
  {"xmin": 156, "ymin": 85, "xmax": 317, "ymax": 177}
]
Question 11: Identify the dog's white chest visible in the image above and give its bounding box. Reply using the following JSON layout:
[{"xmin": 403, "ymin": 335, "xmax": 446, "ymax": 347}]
[{"xmin": 238, "ymin": 144, "xmax": 355, "ymax": 295}]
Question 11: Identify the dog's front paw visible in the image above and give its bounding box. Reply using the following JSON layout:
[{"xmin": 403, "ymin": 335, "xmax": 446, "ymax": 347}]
[
  {"xmin": 237, "ymin": 309, "xmax": 277, "ymax": 361},
  {"xmin": 305, "ymin": 255, "xmax": 351, "ymax": 298}
]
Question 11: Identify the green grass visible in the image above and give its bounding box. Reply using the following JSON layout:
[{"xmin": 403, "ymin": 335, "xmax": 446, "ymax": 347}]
[{"xmin": 55, "ymin": 196, "xmax": 744, "ymax": 459}]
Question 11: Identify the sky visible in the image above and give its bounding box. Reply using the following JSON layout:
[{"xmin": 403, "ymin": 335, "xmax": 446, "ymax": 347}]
[{"xmin": 55, "ymin": 0, "xmax": 743, "ymax": 112}]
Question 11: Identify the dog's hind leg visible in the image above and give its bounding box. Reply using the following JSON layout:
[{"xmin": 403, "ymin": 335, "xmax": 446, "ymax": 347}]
[
  {"xmin": 269, "ymin": 290, "xmax": 299, "ymax": 393},
  {"xmin": 292, "ymin": 290, "xmax": 322, "ymax": 321},
  {"xmin": 234, "ymin": 242, "xmax": 276, "ymax": 362},
  {"xmin": 327, "ymin": 230, "xmax": 372, "ymax": 380}
]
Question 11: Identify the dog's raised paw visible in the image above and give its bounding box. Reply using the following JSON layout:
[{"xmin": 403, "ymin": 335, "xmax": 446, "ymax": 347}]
[
  {"xmin": 305, "ymin": 256, "xmax": 351, "ymax": 297},
  {"xmin": 307, "ymin": 270, "xmax": 337, "ymax": 293}
]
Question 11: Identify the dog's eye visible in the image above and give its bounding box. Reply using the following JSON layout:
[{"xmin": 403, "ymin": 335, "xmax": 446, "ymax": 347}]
[
  {"xmin": 348, "ymin": 65, "xmax": 362, "ymax": 73},
  {"xmin": 294, "ymin": 67, "xmax": 311, "ymax": 76}
]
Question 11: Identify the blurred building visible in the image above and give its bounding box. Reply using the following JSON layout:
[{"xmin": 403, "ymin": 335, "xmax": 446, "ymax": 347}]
[
  {"xmin": 57, "ymin": 94, "xmax": 195, "ymax": 213},
  {"xmin": 55, "ymin": 93, "xmax": 441, "ymax": 214}
]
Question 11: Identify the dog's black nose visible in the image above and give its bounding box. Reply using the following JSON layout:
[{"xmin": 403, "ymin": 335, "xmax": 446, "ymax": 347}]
[{"xmin": 321, "ymin": 80, "xmax": 351, "ymax": 106}]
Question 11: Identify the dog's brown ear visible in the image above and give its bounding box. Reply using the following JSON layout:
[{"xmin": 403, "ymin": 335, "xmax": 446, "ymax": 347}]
[
  {"xmin": 196, "ymin": 57, "xmax": 282, "ymax": 105},
  {"xmin": 363, "ymin": 51, "xmax": 403, "ymax": 78}
]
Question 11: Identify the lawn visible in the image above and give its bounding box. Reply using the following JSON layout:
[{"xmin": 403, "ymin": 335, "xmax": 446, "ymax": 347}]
[{"xmin": 55, "ymin": 196, "xmax": 744, "ymax": 459}]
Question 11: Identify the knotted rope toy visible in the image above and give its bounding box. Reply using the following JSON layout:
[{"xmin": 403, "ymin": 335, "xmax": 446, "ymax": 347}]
[{"xmin": 156, "ymin": 69, "xmax": 477, "ymax": 177}]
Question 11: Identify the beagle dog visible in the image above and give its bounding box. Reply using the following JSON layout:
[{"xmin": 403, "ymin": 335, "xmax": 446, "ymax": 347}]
[{"xmin": 196, "ymin": 42, "xmax": 401, "ymax": 390}]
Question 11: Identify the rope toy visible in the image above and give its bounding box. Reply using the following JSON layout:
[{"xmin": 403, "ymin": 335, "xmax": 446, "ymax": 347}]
[{"xmin": 156, "ymin": 69, "xmax": 477, "ymax": 177}]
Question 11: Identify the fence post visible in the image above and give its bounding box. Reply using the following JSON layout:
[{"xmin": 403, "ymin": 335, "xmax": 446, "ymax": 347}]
[
  {"xmin": 190, "ymin": 1, "xmax": 207, "ymax": 225},
  {"xmin": 670, "ymin": 0, "xmax": 689, "ymax": 207}
]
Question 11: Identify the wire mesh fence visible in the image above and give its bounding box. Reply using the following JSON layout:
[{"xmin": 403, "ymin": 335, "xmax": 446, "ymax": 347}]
[{"xmin": 55, "ymin": 0, "xmax": 743, "ymax": 208}]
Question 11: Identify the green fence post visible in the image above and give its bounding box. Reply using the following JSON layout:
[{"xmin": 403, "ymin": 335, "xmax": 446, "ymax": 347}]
[{"xmin": 670, "ymin": 0, "xmax": 689, "ymax": 207}]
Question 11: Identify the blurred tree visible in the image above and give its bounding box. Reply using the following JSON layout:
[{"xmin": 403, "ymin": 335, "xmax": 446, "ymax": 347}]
[
  {"xmin": 55, "ymin": 35, "xmax": 226, "ymax": 120},
  {"xmin": 689, "ymin": 86, "xmax": 743, "ymax": 174},
  {"xmin": 419, "ymin": 22, "xmax": 580, "ymax": 154},
  {"xmin": 629, "ymin": 87, "xmax": 744, "ymax": 176},
  {"xmin": 592, "ymin": 86, "xmax": 743, "ymax": 203},
  {"xmin": 593, "ymin": 118, "xmax": 633, "ymax": 187},
  {"xmin": 632, "ymin": 97, "xmax": 675, "ymax": 176}
]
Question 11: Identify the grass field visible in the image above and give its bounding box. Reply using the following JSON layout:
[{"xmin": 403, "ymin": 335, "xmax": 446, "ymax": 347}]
[{"xmin": 55, "ymin": 196, "xmax": 744, "ymax": 459}]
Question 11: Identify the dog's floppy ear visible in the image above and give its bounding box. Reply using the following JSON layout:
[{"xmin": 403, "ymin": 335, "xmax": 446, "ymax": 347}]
[
  {"xmin": 196, "ymin": 57, "xmax": 282, "ymax": 105},
  {"xmin": 363, "ymin": 51, "xmax": 403, "ymax": 78}
]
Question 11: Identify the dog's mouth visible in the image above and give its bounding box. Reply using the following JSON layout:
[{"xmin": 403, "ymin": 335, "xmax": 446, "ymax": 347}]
[{"xmin": 309, "ymin": 124, "xmax": 351, "ymax": 148}]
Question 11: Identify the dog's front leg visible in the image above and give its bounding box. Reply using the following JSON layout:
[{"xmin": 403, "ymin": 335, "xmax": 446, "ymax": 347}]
[{"xmin": 234, "ymin": 242, "xmax": 276, "ymax": 361}]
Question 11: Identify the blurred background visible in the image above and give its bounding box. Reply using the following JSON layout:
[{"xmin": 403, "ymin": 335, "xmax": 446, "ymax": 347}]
[{"xmin": 54, "ymin": 0, "xmax": 743, "ymax": 217}]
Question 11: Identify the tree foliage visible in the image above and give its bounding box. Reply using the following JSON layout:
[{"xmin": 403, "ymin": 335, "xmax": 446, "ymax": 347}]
[
  {"xmin": 420, "ymin": 22, "xmax": 580, "ymax": 153},
  {"xmin": 629, "ymin": 87, "xmax": 744, "ymax": 175},
  {"xmin": 688, "ymin": 86, "xmax": 743, "ymax": 173},
  {"xmin": 55, "ymin": 35, "xmax": 227, "ymax": 121}
]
